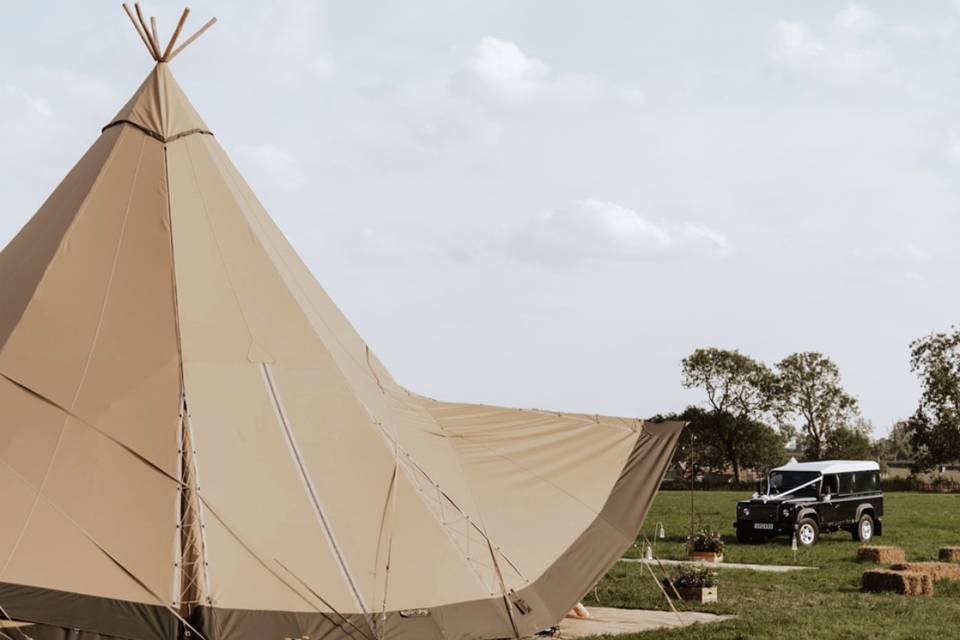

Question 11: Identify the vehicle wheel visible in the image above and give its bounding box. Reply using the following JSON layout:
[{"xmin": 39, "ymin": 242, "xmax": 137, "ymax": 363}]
[
  {"xmin": 853, "ymin": 513, "xmax": 874, "ymax": 542},
  {"xmin": 796, "ymin": 518, "xmax": 819, "ymax": 547}
]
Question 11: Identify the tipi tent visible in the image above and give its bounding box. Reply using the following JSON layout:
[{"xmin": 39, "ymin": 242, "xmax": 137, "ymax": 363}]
[{"xmin": 0, "ymin": 7, "xmax": 683, "ymax": 640}]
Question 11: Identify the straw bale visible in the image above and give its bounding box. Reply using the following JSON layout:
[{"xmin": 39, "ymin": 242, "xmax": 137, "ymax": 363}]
[
  {"xmin": 857, "ymin": 545, "xmax": 905, "ymax": 564},
  {"xmin": 891, "ymin": 562, "xmax": 960, "ymax": 582},
  {"xmin": 862, "ymin": 569, "xmax": 933, "ymax": 596},
  {"xmin": 939, "ymin": 547, "xmax": 960, "ymax": 563}
]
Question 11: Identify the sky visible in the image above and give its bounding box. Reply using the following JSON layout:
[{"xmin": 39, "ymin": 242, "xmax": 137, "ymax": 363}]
[{"xmin": 3, "ymin": 1, "xmax": 960, "ymax": 436}]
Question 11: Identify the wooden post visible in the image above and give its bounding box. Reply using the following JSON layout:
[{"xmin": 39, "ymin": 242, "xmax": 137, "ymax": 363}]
[
  {"xmin": 135, "ymin": 3, "xmax": 160, "ymax": 59},
  {"xmin": 688, "ymin": 440, "xmax": 695, "ymax": 554},
  {"xmin": 150, "ymin": 16, "xmax": 161, "ymax": 60},
  {"xmin": 641, "ymin": 558, "xmax": 684, "ymax": 624},
  {"xmin": 168, "ymin": 17, "xmax": 217, "ymax": 61},
  {"xmin": 122, "ymin": 3, "xmax": 157, "ymax": 59},
  {"xmin": 161, "ymin": 8, "xmax": 191, "ymax": 62}
]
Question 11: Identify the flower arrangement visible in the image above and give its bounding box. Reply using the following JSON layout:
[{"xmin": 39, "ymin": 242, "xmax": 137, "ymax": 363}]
[
  {"xmin": 688, "ymin": 524, "xmax": 725, "ymax": 554},
  {"xmin": 669, "ymin": 564, "xmax": 718, "ymax": 589}
]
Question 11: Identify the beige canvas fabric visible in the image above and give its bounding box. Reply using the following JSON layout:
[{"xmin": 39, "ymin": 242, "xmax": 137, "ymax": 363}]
[{"xmin": 0, "ymin": 61, "xmax": 683, "ymax": 640}]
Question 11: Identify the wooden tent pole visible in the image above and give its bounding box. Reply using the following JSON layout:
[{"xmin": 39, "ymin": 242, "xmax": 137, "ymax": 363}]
[
  {"xmin": 122, "ymin": 3, "xmax": 157, "ymax": 59},
  {"xmin": 161, "ymin": 8, "xmax": 191, "ymax": 62},
  {"xmin": 167, "ymin": 17, "xmax": 217, "ymax": 62},
  {"xmin": 134, "ymin": 3, "xmax": 160, "ymax": 59},
  {"xmin": 150, "ymin": 16, "xmax": 161, "ymax": 60}
]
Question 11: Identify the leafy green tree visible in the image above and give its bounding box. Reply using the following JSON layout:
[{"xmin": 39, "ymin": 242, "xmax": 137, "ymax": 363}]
[
  {"xmin": 775, "ymin": 352, "xmax": 859, "ymax": 460},
  {"xmin": 653, "ymin": 406, "xmax": 787, "ymax": 481},
  {"xmin": 650, "ymin": 408, "xmax": 720, "ymax": 479},
  {"xmin": 823, "ymin": 422, "xmax": 873, "ymax": 460},
  {"xmin": 681, "ymin": 348, "xmax": 780, "ymax": 481},
  {"xmin": 874, "ymin": 420, "xmax": 914, "ymax": 463},
  {"xmin": 906, "ymin": 328, "xmax": 960, "ymax": 472}
]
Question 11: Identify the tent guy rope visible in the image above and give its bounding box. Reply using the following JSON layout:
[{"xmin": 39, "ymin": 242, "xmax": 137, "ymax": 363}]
[{"xmin": 122, "ymin": 3, "xmax": 216, "ymax": 62}]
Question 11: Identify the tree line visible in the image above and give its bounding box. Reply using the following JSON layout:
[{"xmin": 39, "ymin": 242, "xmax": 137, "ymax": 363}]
[{"xmin": 658, "ymin": 326, "xmax": 960, "ymax": 480}]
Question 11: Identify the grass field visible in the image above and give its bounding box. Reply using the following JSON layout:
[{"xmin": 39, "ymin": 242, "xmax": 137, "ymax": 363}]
[{"xmin": 580, "ymin": 491, "xmax": 960, "ymax": 639}]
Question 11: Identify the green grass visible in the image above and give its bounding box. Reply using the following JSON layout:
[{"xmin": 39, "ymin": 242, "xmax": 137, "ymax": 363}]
[{"xmin": 580, "ymin": 492, "xmax": 960, "ymax": 639}]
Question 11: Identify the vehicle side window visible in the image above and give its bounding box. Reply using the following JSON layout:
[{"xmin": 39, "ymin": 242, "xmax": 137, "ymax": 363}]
[
  {"xmin": 822, "ymin": 474, "xmax": 838, "ymax": 495},
  {"xmin": 838, "ymin": 473, "xmax": 854, "ymax": 495},
  {"xmin": 864, "ymin": 471, "xmax": 879, "ymax": 491}
]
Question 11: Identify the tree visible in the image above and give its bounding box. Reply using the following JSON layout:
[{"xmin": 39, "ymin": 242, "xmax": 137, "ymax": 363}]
[
  {"xmin": 681, "ymin": 348, "xmax": 780, "ymax": 481},
  {"xmin": 823, "ymin": 423, "xmax": 873, "ymax": 460},
  {"xmin": 906, "ymin": 328, "xmax": 960, "ymax": 472},
  {"xmin": 653, "ymin": 406, "xmax": 787, "ymax": 481},
  {"xmin": 775, "ymin": 352, "xmax": 859, "ymax": 460},
  {"xmin": 650, "ymin": 408, "xmax": 722, "ymax": 479},
  {"xmin": 874, "ymin": 420, "xmax": 914, "ymax": 463}
]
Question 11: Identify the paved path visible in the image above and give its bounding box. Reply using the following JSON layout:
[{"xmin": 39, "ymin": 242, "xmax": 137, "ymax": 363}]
[
  {"xmin": 622, "ymin": 557, "xmax": 815, "ymax": 572},
  {"xmin": 553, "ymin": 607, "xmax": 734, "ymax": 638}
]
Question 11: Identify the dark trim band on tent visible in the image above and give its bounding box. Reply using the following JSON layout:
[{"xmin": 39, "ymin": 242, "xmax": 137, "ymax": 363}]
[
  {"xmin": 101, "ymin": 119, "xmax": 214, "ymax": 144},
  {"xmin": 0, "ymin": 582, "xmax": 175, "ymax": 640}
]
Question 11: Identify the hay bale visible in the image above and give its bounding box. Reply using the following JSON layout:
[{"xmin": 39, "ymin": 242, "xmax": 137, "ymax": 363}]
[
  {"xmin": 862, "ymin": 569, "xmax": 934, "ymax": 596},
  {"xmin": 891, "ymin": 562, "xmax": 960, "ymax": 582},
  {"xmin": 939, "ymin": 547, "xmax": 960, "ymax": 563},
  {"xmin": 857, "ymin": 545, "xmax": 905, "ymax": 564}
]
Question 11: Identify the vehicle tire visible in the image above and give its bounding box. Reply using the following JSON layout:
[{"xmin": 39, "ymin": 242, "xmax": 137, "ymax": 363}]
[
  {"xmin": 796, "ymin": 518, "xmax": 819, "ymax": 547},
  {"xmin": 853, "ymin": 513, "xmax": 874, "ymax": 542}
]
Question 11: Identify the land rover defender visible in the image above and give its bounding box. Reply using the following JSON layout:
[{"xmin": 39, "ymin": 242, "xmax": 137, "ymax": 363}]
[{"xmin": 733, "ymin": 460, "xmax": 883, "ymax": 547}]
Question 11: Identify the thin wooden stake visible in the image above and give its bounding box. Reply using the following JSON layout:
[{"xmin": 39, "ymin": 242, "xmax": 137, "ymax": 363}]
[
  {"xmin": 135, "ymin": 3, "xmax": 160, "ymax": 59},
  {"xmin": 161, "ymin": 8, "xmax": 191, "ymax": 62},
  {"xmin": 641, "ymin": 534, "xmax": 683, "ymax": 601},
  {"xmin": 641, "ymin": 558, "xmax": 685, "ymax": 625},
  {"xmin": 150, "ymin": 16, "xmax": 161, "ymax": 59},
  {"xmin": 122, "ymin": 3, "xmax": 157, "ymax": 59},
  {"xmin": 167, "ymin": 17, "xmax": 217, "ymax": 62}
]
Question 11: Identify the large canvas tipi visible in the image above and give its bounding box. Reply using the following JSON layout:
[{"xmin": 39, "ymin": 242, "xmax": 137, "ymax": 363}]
[{"xmin": 0, "ymin": 8, "xmax": 682, "ymax": 640}]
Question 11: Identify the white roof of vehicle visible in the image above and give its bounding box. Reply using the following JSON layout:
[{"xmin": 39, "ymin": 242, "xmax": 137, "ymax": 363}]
[{"xmin": 771, "ymin": 460, "xmax": 879, "ymax": 474}]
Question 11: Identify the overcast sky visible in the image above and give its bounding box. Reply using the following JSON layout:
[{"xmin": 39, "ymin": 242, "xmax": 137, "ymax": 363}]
[{"xmin": 3, "ymin": 1, "xmax": 960, "ymax": 436}]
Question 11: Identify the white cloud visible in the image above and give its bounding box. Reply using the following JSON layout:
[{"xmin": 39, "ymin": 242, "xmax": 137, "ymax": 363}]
[
  {"xmin": 237, "ymin": 144, "xmax": 305, "ymax": 191},
  {"xmin": 769, "ymin": 5, "xmax": 894, "ymax": 86},
  {"xmin": 681, "ymin": 222, "xmax": 731, "ymax": 252},
  {"xmin": 451, "ymin": 37, "xmax": 623, "ymax": 109},
  {"xmin": 459, "ymin": 37, "xmax": 549, "ymax": 101},
  {"xmin": 487, "ymin": 199, "xmax": 730, "ymax": 264},
  {"xmin": 830, "ymin": 4, "xmax": 876, "ymax": 38}
]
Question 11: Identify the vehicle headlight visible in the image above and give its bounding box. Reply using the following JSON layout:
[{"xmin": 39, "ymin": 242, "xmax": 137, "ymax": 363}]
[
  {"xmin": 782, "ymin": 508, "xmax": 790, "ymax": 517},
  {"xmin": 742, "ymin": 508, "xmax": 750, "ymax": 517}
]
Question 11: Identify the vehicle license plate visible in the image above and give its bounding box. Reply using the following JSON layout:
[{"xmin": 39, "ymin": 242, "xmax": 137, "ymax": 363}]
[{"xmin": 753, "ymin": 523, "xmax": 774, "ymax": 530}]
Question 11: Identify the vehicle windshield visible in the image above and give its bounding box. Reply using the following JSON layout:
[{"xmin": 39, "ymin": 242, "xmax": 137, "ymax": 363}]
[{"xmin": 767, "ymin": 471, "xmax": 820, "ymax": 496}]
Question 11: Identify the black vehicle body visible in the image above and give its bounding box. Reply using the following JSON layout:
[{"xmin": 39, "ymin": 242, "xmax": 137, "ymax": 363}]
[{"xmin": 733, "ymin": 462, "xmax": 883, "ymax": 545}]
